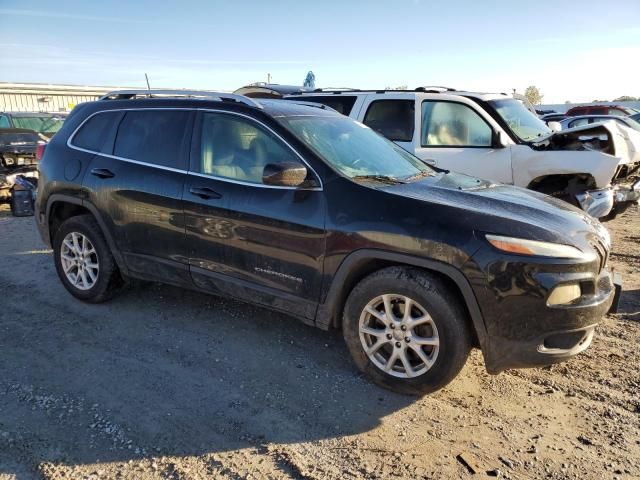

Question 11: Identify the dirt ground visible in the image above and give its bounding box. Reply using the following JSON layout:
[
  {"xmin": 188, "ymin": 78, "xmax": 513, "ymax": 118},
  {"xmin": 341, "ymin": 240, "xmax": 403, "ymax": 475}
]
[{"xmin": 0, "ymin": 202, "xmax": 638, "ymax": 480}]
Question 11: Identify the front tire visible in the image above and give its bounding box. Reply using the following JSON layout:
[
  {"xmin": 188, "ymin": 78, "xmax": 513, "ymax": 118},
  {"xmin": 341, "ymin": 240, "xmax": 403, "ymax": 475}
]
[
  {"xmin": 343, "ymin": 267, "xmax": 472, "ymax": 395},
  {"xmin": 53, "ymin": 215, "xmax": 122, "ymax": 303}
]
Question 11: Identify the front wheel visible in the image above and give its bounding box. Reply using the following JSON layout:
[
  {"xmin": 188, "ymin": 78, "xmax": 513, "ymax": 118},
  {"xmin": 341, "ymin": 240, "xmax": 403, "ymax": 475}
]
[
  {"xmin": 342, "ymin": 267, "xmax": 472, "ymax": 395},
  {"xmin": 53, "ymin": 215, "xmax": 122, "ymax": 302}
]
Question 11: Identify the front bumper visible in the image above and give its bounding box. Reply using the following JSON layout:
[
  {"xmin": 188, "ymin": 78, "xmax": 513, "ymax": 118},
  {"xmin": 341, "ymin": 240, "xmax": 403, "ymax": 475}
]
[
  {"xmin": 576, "ymin": 180, "xmax": 640, "ymax": 218},
  {"xmin": 467, "ymin": 246, "xmax": 614, "ymax": 374}
]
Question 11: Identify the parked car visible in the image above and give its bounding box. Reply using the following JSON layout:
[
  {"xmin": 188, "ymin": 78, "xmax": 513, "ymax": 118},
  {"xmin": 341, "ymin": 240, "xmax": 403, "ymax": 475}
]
[
  {"xmin": 234, "ymin": 83, "xmax": 309, "ymax": 98},
  {"xmin": 36, "ymin": 89, "xmax": 615, "ymax": 395},
  {"xmin": 284, "ymin": 88, "xmax": 640, "ymax": 218},
  {"xmin": 559, "ymin": 115, "xmax": 640, "ymax": 132},
  {"xmin": 0, "ymin": 112, "xmax": 67, "ymax": 139},
  {"xmin": 540, "ymin": 112, "xmax": 568, "ymax": 123},
  {"xmin": 565, "ymin": 105, "xmax": 639, "ymax": 117}
]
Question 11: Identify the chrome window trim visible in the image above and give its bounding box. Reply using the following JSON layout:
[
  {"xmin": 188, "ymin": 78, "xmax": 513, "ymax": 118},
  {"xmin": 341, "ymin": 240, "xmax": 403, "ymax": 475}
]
[{"xmin": 67, "ymin": 107, "xmax": 323, "ymax": 191}]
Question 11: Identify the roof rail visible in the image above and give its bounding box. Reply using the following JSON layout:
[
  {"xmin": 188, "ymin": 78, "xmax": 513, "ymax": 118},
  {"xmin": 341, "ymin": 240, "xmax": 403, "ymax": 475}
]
[
  {"xmin": 99, "ymin": 89, "xmax": 263, "ymax": 109},
  {"xmin": 414, "ymin": 86, "xmax": 458, "ymax": 92}
]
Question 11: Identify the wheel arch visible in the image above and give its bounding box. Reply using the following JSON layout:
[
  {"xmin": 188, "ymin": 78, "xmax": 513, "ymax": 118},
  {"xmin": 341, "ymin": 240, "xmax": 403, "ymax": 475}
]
[
  {"xmin": 46, "ymin": 194, "xmax": 129, "ymax": 276},
  {"xmin": 316, "ymin": 249, "xmax": 488, "ymax": 350},
  {"xmin": 527, "ymin": 173, "xmax": 597, "ymax": 196}
]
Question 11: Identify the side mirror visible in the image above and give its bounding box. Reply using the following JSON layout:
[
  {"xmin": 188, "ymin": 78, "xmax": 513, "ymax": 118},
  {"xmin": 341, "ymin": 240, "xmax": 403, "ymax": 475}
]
[
  {"xmin": 493, "ymin": 130, "xmax": 510, "ymax": 148},
  {"xmin": 547, "ymin": 121, "xmax": 561, "ymax": 132},
  {"xmin": 262, "ymin": 162, "xmax": 309, "ymax": 187}
]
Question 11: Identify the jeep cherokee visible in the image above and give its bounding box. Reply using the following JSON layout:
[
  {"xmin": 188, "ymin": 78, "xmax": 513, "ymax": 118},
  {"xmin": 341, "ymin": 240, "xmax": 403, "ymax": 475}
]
[{"xmin": 36, "ymin": 90, "xmax": 614, "ymax": 395}]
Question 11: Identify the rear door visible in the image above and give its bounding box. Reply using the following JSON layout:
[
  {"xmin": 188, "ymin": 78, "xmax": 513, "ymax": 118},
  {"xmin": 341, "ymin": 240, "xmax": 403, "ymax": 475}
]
[
  {"xmin": 413, "ymin": 100, "xmax": 513, "ymax": 183},
  {"xmin": 359, "ymin": 95, "xmax": 416, "ymax": 153},
  {"xmin": 78, "ymin": 108, "xmax": 194, "ymax": 284},
  {"xmin": 183, "ymin": 110, "xmax": 326, "ymax": 321}
]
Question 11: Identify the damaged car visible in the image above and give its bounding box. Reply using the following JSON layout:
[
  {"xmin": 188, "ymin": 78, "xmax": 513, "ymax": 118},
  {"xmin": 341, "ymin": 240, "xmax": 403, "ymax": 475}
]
[
  {"xmin": 283, "ymin": 88, "xmax": 640, "ymax": 218},
  {"xmin": 0, "ymin": 128, "xmax": 43, "ymax": 201}
]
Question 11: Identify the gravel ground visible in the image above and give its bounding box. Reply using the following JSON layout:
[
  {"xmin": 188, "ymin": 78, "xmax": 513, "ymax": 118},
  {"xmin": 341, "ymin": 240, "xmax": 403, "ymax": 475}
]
[{"xmin": 0, "ymin": 202, "xmax": 638, "ymax": 480}]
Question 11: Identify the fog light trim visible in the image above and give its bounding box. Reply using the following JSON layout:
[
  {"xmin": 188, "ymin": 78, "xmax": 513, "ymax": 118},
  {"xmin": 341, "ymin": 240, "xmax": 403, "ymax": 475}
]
[{"xmin": 547, "ymin": 283, "xmax": 581, "ymax": 306}]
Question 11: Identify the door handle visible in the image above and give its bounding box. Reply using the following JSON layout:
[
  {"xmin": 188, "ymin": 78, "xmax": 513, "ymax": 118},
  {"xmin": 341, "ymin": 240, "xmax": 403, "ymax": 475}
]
[
  {"xmin": 424, "ymin": 158, "xmax": 437, "ymax": 166},
  {"xmin": 90, "ymin": 168, "xmax": 115, "ymax": 179},
  {"xmin": 190, "ymin": 187, "xmax": 221, "ymax": 200}
]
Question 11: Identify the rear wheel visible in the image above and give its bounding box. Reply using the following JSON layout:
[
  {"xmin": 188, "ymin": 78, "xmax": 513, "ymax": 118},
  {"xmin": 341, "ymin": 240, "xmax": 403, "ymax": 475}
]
[
  {"xmin": 53, "ymin": 215, "xmax": 122, "ymax": 302},
  {"xmin": 343, "ymin": 267, "xmax": 472, "ymax": 395}
]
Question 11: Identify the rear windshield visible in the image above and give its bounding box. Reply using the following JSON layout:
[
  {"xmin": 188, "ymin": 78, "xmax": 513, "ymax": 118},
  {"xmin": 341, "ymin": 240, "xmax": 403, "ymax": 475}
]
[{"xmin": 11, "ymin": 115, "xmax": 65, "ymax": 134}]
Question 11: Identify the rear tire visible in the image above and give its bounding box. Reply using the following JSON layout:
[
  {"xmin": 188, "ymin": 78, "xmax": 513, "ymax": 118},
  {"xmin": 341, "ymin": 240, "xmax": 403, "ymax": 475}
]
[
  {"xmin": 53, "ymin": 214, "xmax": 122, "ymax": 303},
  {"xmin": 343, "ymin": 267, "xmax": 472, "ymax": 395}
]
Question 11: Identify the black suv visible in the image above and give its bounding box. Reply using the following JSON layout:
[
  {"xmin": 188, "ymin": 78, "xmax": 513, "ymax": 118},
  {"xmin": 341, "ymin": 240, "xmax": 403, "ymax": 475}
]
[{"xmin": 36, "ymin": 90, "xmax": 614, "ymax": 395}]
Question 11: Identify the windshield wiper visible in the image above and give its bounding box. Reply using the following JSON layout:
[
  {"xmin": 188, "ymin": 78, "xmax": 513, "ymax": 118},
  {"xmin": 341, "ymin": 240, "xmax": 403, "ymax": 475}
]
[
  {"xmin": 352, "ymin": 174, "xmax": 405, "ymax": 184},
  {"xmin": 400, "ymin": 170, "xmax": 436, "ymax": 182}
]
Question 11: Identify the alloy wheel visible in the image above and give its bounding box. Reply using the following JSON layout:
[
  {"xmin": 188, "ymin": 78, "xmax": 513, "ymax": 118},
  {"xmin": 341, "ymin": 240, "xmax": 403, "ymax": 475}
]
[
  {"xmin": 359, "ymin": 294, "xmax": 440, "ymax": 378},
  {"xmin": 60, "ymin": 232, "xmax": 100, "ymax": 291}
]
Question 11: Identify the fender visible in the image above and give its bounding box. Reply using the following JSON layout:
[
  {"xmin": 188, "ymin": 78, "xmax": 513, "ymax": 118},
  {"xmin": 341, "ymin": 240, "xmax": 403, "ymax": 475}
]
[
  {"xmin": 316, "ymin": 249, "xmax": 489, "ymax": 352},
  {"xmin": 44, "ymin": 194, "xmax": 130, "ymax": 276}
]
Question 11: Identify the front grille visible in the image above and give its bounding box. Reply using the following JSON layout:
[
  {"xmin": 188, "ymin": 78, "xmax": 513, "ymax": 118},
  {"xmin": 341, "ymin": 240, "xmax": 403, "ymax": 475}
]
[{"xmin": 591, "ymin": 240, "xmax": 609, "ymax": 273}]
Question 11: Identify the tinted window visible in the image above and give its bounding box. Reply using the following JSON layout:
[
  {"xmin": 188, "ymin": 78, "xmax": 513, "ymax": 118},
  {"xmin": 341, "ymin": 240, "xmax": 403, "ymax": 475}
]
[
  {"xmin": 72, "ymin": 111, "xmax": 123, "ymax": 153},
  {"xmin": 591, "ymin": 107, "xmax": 607, "ymax": 115},
  {"xmin": 363, "ymin": 100, "xmax": 415, "ymax": 142},
  {"xmin": 607, "ymin": 108, "xmax": 625, "ymax": 116},
  {"xmin": 422, "ymin": 101, "xmax": 492, "ymax": 147},
  {"xmin": 199, "ymin": 112, "xmax": 302, "ymax": 184},
  {"xmin": 0, "ymin": 115, "xmax": 10, "ymax": 128},
  {"xmin": 114, "ymin": 110, "xmax": 190, "ymax": 168},
  {"xmin": 292, "ymin": 96, "xmax": 357, "ymax": 115}
]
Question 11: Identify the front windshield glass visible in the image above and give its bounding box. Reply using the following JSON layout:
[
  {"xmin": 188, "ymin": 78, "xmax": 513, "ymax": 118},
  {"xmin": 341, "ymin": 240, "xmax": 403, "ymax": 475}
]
[
  {"xmin": 277, "ymin": 115, "xmax": 434, "ymax": 182},
  {"xmin": 489, "ymin": 99, "xmax": 551, "ymax": 142},
  {"xmin": 12, "ymin": 115, "xmax": 65, "ymax": 134}
]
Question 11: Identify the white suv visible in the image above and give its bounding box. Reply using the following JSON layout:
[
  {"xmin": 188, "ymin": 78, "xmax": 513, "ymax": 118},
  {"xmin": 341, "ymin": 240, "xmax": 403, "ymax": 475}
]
[{"xmin": 284, "ymin": 87, "xmax": 640, "ymax": 218}]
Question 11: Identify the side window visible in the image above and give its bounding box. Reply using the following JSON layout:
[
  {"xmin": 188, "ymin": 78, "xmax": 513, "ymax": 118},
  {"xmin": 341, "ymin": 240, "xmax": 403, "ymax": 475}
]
[
  {"xmin": 293, "ymin": 96, "xmax": 357, "ymax": 115},
  {"xmin": 72, "ymin": 111, "xmax": 123, "ymax": 153},
  {"xmin": 362, "ymin": 100, "xmax": 415, "ymax": 142},
  {"xmin": 607, "ymin": 108, "xmax": 625, "ymax": 116},
  {"xmin": 0, "ymin": 115, "xmax": 10, "ymax": 128},
  {"xmin": 114, "ymin": 110, "xmax": 190, "ymax": 168},
  {"xmin": 199, "ymin": 112, "xmax": 302, "ymax": 185},
  {"xmin": 591, "ymin": 107, "xmax": 607, "ymax": 115},
  {"xmin": 421, "ymin": 101, "xmax": 492, "ymax": 147}
]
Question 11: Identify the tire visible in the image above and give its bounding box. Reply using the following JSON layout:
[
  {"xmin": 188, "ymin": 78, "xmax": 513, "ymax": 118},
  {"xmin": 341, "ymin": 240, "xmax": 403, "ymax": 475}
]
[
  {"xmin": 342, "ymin": 266, "xmax": 472, "ymax": 395},
  {"xmin": 53, "ymin": 214, "xmax": 122, "ymax": 303}
]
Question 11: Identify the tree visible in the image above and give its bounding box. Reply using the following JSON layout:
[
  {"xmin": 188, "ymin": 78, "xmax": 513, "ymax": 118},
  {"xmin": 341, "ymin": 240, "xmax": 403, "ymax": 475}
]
[
  {"xmin": 613, "ymin": 95, "xmax": 637, "ymax": 102},
  {"xmin": 524, "ymin": 86, "xmax": 543, "ymax": 105},
  {"xmin": 303, "ymin": 71, "xmax": 316, "ymax": 89}
]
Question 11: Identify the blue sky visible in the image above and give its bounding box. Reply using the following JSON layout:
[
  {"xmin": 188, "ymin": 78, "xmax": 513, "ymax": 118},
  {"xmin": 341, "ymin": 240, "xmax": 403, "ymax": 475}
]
[{"xmin": 0, "ymin": 0, "xmax": 638, "ymax": 103}]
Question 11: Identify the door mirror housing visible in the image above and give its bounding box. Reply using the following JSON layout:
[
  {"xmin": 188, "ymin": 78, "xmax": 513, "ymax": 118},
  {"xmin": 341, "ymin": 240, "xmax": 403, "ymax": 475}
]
[
  {"xmin": 547, "ymin": 121, "xmax": 561, "ymax": 132},
  {"xmin": 493, "ymin": 130, "xmax": 510, "ymax": 148},
  {"xmin": 262, "ymin": 162, "xmax": 309, "ymax": 187}
]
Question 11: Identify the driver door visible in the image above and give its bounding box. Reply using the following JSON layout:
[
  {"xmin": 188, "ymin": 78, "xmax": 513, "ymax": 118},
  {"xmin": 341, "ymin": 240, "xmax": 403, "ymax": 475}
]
[{"xmin": 414, "ymin": 100, "xmax": 513, "ymax": 184}]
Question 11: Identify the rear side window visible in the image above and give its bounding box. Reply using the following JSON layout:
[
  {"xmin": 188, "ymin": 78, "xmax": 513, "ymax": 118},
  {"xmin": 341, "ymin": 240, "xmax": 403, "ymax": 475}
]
[
  {"xmin": 0, "ymin": 115, "xmax": 10, "ymax": 128},
  {"xmin": 72, "ymin": 111, "xmax": 123, "ymax": 153},
  {"xmin": 292, "ymin": 96, "xmax": 357, "ymax": 115},
  {"xmin": 363, "ymin": 100, "xmax": 415, "ymax": 142},
  {"xmin": 114, "ymin": 110, "xmax": 190, "ymax": 168}
]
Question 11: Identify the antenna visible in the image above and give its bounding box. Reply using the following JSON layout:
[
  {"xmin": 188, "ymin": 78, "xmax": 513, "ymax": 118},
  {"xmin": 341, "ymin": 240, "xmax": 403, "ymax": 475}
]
[{"xmin": 145, "ymin": 73, "xmax": 151, "ymax": 92}]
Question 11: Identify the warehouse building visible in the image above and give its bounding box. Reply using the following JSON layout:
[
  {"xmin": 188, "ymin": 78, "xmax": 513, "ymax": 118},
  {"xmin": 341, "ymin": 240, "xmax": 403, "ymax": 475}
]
[{"xmin": 0, "ymin": 82, "xmax": 125, "ymax": 112}]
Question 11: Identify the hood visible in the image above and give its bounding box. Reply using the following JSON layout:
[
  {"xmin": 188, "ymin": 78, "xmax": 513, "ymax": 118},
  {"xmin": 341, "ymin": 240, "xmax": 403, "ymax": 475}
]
[
  {"xmin": 378, "ymin": 172, "xmax": 608, "ymax": 248},
  {"xmin": 532, "ymin": 121, "xmax": 640, "ymax": 165}
]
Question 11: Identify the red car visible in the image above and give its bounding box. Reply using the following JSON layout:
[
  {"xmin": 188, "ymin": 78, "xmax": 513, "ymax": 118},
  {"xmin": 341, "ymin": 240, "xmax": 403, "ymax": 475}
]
[{"xmin": 566, "ymin": 104, "xmax": 639, "ymax": 117}]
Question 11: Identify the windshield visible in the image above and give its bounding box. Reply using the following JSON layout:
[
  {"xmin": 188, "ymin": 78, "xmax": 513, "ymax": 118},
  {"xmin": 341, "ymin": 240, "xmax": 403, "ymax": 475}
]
[
  {"xmin": 277, "ymin": 115, "xmax": 434, "ymax": 182},
  {"xmin": 12, "ymin": 115, "xmax": 65, "ymax": 134},
  {"xmin": 489, "ymin": 99, "xmax": 551, "ymax": 141}
]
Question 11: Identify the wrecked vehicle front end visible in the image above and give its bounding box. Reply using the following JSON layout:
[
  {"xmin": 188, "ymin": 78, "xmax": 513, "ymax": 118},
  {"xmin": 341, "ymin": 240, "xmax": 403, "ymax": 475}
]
[{"xmin": 530, "ymin": 121, "xmax": 640, "ymax": 218}]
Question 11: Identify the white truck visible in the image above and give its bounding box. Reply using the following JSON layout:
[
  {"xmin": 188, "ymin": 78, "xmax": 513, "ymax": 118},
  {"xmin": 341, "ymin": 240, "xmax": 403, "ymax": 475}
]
[{"xmin": 284, "ymin": 87, "xmax": 640, "ymax": 218}]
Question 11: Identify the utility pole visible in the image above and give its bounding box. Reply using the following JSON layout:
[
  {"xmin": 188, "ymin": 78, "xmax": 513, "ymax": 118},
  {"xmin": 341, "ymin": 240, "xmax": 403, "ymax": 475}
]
[{"xmin": 267, "ymin": 73, "xmax": 272, "ymax": 84}]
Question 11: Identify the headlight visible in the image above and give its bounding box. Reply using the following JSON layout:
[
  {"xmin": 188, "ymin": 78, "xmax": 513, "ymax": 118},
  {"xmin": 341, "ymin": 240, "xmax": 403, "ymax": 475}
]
[{"xmin": 485, "ymin": 234, "xmax": 585, "ymax": 259}]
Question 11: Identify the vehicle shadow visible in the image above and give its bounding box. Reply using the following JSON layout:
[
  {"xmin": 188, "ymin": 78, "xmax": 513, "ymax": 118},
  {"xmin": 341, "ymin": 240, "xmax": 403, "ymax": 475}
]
[
  {"xmin": 0, "ymin": 252, "xmax": 416, "ymax": 477},
  {"xmin": 618, "ymin": 287, "xmax": 640, "ymax": 321}
]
